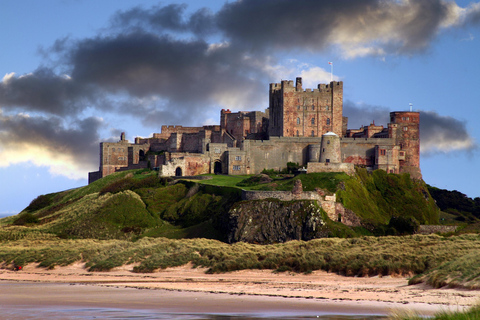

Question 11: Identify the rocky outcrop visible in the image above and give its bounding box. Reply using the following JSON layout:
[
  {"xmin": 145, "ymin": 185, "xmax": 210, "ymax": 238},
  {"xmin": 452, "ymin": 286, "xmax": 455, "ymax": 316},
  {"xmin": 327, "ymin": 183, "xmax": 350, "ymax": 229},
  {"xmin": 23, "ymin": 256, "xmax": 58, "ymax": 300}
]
[{"xmin": 224, "ymin": 199, "xmax": 328, "ymax": 244}]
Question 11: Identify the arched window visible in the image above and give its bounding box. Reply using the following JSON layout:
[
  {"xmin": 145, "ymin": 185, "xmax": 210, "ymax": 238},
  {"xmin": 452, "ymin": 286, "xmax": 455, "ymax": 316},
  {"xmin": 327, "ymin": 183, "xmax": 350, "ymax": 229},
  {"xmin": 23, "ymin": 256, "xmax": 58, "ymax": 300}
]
[
  {"xmin": 326, "ymin": 118, "xmax": 330, "ymax": 125},
  {"xmin": 296, "ymin": 130, "xmax": 299, "ymax": 137},
  {"xmin": 311, "ymin": 130, "xmax": 315, "ymax": 137},
  {"xmin": 312, "ymin": 105, "xmax": 315, "ymax": 110},
  {"xmin": 311, "ymin": 118, "xmax": 315, "ymax": 125},
  {"xmin": 297, "ymin": 117, "xmax": 300, "ymax": 124}
]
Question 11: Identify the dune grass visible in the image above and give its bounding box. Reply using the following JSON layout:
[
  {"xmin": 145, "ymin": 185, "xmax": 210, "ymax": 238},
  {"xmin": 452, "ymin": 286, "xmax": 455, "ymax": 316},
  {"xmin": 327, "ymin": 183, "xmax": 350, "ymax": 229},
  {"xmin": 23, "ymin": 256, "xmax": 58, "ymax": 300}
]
[
  {"xmin": 1, "ymin": 234, "xmax": 480, "ymax": 286},
  {"xmin": 391, "ymin": 304, "xmax": 480, "ymax": 320}
]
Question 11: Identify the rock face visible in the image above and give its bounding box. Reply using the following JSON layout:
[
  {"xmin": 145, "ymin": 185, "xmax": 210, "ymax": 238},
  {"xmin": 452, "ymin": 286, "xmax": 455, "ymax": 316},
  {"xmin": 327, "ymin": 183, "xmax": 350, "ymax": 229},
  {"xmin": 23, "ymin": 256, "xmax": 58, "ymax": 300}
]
[{"xmin": 225, "ymin": 199, "xmax": 328, "ymax": 244}]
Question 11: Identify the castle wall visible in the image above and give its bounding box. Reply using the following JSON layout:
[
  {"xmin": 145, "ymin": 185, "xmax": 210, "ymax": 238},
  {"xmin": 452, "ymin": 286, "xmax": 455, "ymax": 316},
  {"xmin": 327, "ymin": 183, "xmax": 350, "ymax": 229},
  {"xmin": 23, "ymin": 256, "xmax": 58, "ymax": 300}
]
[
  {"xmin": 99, "ymin": 142, "xmax": 130, "ymax": 177},
  {"xmin": 340, "ymin": 137, "xmax": 395, "ymax": 166},
  {"xmin": 181, "ymin": 132, "xmax": 203, "ymax": 153},
  {"xmin": 158, "ymin": 153, "xmax": 211, "ymax": 177},
  {"xmin": 225, "ymin": 149, "xmax": 248, "ymax": 175},
  {"xmin": 243, "ymin": 137, "xmax": 323, "ymax": 173},
  {"xmin": 307, "ymin": 162, "xmax": 355, "ymax": 175},
  {"xmin": 374, "ymin": 145, "xmax": 400, "ymax": 173}
]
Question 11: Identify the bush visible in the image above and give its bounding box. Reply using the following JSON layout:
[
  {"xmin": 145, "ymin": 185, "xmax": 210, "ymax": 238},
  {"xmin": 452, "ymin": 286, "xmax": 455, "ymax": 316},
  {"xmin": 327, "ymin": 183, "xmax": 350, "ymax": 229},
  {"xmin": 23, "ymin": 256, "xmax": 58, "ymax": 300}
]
[
  {"xmin": 13, "ymin": 213, "xmax": 39, "ymax": 225},
  {"xmin": 24, "ymin": 194, "xmax": 54, "ymax": 212},
  {"xmin": 388, "ymin": 216, "xmax": 420, "ymax": 235}
]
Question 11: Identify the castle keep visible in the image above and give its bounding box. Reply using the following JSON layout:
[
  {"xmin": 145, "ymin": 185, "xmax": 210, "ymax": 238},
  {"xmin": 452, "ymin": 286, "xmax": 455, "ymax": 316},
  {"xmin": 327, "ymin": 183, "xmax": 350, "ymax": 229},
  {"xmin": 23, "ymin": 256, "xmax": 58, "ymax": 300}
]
[{"xmin": 88, "ymin": 78, "xmax": 421, "ymax": 183}]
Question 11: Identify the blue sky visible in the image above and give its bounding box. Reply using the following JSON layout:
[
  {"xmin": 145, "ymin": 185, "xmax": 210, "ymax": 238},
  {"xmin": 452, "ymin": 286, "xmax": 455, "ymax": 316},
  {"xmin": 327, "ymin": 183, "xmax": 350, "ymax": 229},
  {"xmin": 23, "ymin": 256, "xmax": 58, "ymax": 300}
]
[{"xmin": 1, "ymin": 0, "xmax": 480, "ymax": 217}]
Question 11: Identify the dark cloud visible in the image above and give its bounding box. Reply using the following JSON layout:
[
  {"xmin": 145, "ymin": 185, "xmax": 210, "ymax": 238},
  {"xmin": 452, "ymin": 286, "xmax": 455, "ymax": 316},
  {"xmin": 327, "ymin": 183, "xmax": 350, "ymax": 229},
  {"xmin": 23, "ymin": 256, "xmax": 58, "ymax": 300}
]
[
  {"xmin": 0, "ymin": 113, "xmax": 101, "ymax": 170},
  {"xmin": 216, "ymin": 0, "xmax": 461, "ymax": 55},
  {"xmin": 420, "ymin": 110, "xmax": 477, "ymax": 155},
  {"xmin": 0, "ymin": 68, "xmax": 97, "ymax": 116},
  {"xmin": 111, "ymin": 4, "xmax": 215, "ymax": 37},
  {"xmin": 65, "ymin": 32, "xmax": 268, "ymax": 124},
  {"xmin": 112, "ymin": 4, "xmax": 189, "ymax": 33},
  {"xmin": 464, "ymin": 3, "xmax": 480, "ymax": 25},
  {"xmin": 113, "ymin": 0, "xmax": 467, "ymax": 56}
]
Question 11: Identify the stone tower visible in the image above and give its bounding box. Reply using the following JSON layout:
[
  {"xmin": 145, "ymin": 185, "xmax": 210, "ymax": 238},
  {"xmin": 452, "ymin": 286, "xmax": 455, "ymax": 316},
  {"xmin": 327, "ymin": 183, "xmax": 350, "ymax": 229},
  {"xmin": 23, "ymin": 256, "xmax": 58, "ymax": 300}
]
[
  {"xmin": 319, "ymin": 132, "xmax": 341, "ymax": 163},
  {"xmin": 268, "ymin": 78, "xmax": 344, "ymax": 137},
  {"xmin": 389, "ymin": 111, "xmax": 421, "ymax": 178}
]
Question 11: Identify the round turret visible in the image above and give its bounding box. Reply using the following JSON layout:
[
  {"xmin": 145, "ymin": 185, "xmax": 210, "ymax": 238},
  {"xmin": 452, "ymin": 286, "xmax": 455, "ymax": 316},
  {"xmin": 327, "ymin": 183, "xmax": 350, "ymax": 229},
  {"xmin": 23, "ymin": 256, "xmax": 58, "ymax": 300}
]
[{"xmin": 319, "ymin": 132, "xmax": 341, "ymax": 163}]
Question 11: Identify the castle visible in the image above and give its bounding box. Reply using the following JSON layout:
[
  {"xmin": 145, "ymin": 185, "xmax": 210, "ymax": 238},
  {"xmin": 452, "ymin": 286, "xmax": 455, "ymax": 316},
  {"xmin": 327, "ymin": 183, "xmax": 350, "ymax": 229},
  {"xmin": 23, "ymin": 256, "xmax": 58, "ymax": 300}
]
[{"xmin": 88, "ymin": 77, "xmax": 420, "ymax": 183}]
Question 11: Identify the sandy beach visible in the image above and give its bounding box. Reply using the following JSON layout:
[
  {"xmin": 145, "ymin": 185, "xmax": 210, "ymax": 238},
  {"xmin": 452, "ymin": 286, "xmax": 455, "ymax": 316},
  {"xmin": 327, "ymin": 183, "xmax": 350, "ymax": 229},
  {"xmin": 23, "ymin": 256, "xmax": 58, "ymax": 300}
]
[{"xmin": 1, "ymin": 263, "xmax": 479, "ymax": 318}]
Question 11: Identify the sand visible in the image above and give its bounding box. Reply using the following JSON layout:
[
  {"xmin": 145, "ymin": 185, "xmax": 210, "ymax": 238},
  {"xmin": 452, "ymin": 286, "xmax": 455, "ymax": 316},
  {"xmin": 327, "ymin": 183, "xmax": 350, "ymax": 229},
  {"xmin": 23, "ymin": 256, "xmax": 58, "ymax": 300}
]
[{"xmin": 1, "ymin": 262, "xmax": 478, "ymax": 317}]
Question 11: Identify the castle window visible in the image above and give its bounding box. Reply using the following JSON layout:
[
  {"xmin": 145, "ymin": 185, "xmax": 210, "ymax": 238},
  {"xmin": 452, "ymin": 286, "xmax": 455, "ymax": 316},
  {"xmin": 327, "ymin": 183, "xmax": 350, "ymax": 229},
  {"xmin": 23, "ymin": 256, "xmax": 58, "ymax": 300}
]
[
  {"xmin": 311, "ymin": 118, "xmax": 315, "ymax": 125},
  {"xmin": 296, "ymin": 130, "xmax": 299, "ymax": 137},
  {"xmin": 403, "ymin": 127, "xmax": 408, "ymax": 131},
  {"xmin": 214, "ymin": 148, "xmax": 221, "ymax": 154},
  {"xmin": 297, "ymin": 117, "xmax": 301, "ymax": 124},
  {"xmin": 327, "ymin": 140, "xmax": 330, "ymax": 144},
  {"xmin": 400, "ymin": 151, "xmax": 405, "ymax": 156},
  {"xmin": 312, "ymin": 105, "xmax": 315, "ymax": 110},
  {"xmin": 297, "ymin": 105, "xmax": 300, "ymax": 110},
  {"xmin": 326, "ymin": 118, "xmax": 330, "ymax": 125},
  {"xmin": 326, "ymin": 106, "xmax": 329, "ymax": 111},
  {"xmin": 311, "ymin": 130, "xmax": 315, "ymax": 137},
  {"xmin": 380, "ymin": 149, "xmax": 386, "ymax": 156},
  {"xmin": 235, "ymin": 156, "xmax": 242, "ymax": 161},
  {"xmin": 233, "ymin": 165, "xmax": 241, "ymax": 171}
]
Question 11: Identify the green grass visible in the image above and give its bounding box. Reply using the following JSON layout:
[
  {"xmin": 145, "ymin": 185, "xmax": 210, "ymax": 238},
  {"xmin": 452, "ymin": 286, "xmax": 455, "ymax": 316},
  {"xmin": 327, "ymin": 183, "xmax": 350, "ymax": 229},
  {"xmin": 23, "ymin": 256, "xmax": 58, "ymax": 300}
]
[
  {"xmin": 337, "ymin": 168, "xmax": 439, "ymax": 228},
  {"xmin": 193, "ymin": 174, "xmax": 250, "ymax": 187}
]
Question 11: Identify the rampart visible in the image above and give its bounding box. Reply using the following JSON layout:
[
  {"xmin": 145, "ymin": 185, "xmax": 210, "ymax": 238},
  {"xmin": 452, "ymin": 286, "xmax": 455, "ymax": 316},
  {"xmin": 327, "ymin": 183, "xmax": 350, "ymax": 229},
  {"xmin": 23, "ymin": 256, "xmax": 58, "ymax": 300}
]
[
  {"xmin": 241, "ymin": 190, "xmax": 337, "ymax": 219},
  {"xmin": 417, "ymin": 225, "xmax": 458, "ymax": 234}
]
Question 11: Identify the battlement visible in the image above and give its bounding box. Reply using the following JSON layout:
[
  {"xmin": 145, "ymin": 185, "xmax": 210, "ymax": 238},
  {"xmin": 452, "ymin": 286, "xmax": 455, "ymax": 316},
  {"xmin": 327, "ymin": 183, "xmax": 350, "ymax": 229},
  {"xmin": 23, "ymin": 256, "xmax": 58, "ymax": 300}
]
[{"xmin": 270, "ymin": 78, "xmax": 343, "ymax": 94}]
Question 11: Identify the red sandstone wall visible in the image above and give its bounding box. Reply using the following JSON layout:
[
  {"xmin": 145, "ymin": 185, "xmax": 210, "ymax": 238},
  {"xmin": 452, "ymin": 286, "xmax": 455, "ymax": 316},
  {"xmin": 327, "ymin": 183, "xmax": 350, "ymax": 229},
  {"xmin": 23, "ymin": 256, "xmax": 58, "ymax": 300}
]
[{"xmin": 269, "ymin": 79, "xmax": 343, "ymax": 138}]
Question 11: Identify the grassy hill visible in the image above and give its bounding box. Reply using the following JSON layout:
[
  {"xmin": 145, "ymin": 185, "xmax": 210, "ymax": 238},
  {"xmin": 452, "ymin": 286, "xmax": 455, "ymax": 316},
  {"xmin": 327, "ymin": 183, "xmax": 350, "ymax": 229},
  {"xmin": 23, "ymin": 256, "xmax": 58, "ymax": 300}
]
[{"xmin": 1, "ymin": 168, "xmax": 440, "ymax": 241}]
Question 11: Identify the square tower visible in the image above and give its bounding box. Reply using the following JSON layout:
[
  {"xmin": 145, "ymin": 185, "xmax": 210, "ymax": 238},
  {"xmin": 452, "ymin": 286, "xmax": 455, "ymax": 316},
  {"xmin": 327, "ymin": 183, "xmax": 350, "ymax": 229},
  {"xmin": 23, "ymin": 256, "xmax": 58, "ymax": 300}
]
[{"xmin": 268, "ymin": 77, "xmax": 344, "ymax": 137}]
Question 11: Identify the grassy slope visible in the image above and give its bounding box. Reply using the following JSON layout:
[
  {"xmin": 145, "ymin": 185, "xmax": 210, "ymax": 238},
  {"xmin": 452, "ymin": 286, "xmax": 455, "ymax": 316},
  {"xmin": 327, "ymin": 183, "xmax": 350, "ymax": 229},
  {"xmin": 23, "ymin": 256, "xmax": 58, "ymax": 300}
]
[{"xmin": 338, "ymin": 168, "xmax": 439, "ymax": 226}]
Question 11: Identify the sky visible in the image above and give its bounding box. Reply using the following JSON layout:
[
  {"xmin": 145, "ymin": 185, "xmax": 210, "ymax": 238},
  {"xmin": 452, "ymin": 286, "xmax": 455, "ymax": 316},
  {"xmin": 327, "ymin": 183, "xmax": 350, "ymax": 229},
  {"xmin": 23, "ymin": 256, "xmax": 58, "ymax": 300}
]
[{"xmin": 1, "ymin": 0, "xmax": 480, "ymax": 217}]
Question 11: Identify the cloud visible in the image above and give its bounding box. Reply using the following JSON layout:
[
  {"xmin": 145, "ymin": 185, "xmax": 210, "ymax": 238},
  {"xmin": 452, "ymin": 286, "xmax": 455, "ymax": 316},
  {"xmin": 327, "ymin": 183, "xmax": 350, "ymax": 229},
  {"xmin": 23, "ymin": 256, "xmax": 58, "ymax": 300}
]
[
  {"xmin": 109, "ymin": 0, "xmax": 480, "ymax": 59},
  {"xmin": 420, "ymin": 110, "xmax": 477, "ymax": 155},
  {"xmin": 0, "ymin": 68, "xmax": 98, "ymax": 116},
  {"xmin": 0, "ymin": 112, "xmax": 101, "ymax": 179},
  {"xmin": 214, "ymin": 0, "xmax": 473, "ymax": 58},
  {"xmin": 343, "ymin": 102, "xmax": 476, "ymax": 155}
]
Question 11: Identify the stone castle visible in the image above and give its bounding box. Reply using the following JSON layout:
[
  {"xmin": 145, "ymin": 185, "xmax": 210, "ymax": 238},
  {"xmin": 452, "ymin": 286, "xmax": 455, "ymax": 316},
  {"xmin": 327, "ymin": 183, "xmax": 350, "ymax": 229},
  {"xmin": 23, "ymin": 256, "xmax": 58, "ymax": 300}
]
[{"xmin": 88, "ymin": 77, "xmax": 420, "ymax": 183}]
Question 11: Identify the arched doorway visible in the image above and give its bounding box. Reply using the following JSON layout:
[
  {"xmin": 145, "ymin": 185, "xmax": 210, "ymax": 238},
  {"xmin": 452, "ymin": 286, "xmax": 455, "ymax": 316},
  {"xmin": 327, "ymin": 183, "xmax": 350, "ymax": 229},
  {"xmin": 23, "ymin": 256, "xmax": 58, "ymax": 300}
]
[
  {"xmin": 139, "ymin": 150, "xmax": 146, "ymax": 161},
  {"xmin": 214, "ymin": 161, "xmax": 222, "ymax": 175},
  {"xmin": 175, "ymin": 167, "xmax": 182, "ymax": 176}
]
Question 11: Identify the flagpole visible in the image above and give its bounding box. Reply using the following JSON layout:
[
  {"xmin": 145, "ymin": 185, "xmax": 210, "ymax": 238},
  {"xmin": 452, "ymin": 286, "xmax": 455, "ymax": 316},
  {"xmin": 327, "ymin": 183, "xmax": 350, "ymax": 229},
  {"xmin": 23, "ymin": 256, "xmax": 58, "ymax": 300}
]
[{"xmin": 328, "ymin": 61, "xmax": 333, "ymax": 82}]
